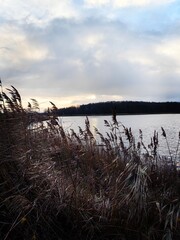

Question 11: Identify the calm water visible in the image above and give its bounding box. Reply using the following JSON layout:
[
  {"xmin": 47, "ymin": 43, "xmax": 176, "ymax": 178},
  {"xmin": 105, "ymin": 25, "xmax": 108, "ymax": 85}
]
[{"xmin": 59, "ymin": 114, "xmax": 180, "ymax": 156}]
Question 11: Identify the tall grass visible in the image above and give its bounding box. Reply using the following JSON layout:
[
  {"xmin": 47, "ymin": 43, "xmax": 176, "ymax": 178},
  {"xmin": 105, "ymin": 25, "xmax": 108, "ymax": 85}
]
[{"xmin": 0, "ymin": 83, "xmax": 180, "ymax": 239}]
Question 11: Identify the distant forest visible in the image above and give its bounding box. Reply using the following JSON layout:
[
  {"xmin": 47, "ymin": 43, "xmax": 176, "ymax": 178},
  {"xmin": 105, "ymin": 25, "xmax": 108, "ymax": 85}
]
[{"xmin": 56, "ymin": 101, "xmax": 180, "ymax": 116}]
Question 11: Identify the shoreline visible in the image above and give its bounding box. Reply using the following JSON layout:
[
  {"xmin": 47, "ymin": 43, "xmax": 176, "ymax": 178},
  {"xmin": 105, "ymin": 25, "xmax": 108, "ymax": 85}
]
[{"xmin": 57, "ymin": 112, "xmax": 180, "ymax": 117}]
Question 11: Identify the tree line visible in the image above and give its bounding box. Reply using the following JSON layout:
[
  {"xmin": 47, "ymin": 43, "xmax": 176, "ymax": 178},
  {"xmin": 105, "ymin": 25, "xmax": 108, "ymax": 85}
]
[{"xmin": 56, "ymin": 101, "xmax": 180, "ymax": 116}]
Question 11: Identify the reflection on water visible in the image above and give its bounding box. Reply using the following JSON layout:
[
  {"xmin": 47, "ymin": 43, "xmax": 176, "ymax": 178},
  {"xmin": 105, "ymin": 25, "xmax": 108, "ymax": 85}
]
[{"xmin": 60, "ymin": 114, "xmax": 180, "ymax": 156}]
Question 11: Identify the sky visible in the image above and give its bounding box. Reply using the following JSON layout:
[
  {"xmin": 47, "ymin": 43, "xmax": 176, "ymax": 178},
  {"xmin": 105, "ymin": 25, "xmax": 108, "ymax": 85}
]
[{"xmin": 0, "ymin": 0, "xmax": 180, "ymax": 110}]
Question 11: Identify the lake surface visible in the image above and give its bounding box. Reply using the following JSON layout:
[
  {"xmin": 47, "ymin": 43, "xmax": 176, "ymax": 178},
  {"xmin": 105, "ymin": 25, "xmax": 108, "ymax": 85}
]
[{"xmin": 59, "ymin": 114, "xmax": 180, "ymax": 157}]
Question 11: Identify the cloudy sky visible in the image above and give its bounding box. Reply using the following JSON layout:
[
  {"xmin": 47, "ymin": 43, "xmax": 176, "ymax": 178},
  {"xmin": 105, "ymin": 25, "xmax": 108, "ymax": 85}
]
[{"xmin": 1, "ymin": 0, "xmax": 180, "ymax": 109}]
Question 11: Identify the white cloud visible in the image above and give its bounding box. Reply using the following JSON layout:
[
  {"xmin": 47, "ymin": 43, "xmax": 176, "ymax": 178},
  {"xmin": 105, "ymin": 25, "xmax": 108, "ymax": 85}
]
[
  {"xmin": 113, "ymin": 0, "xmax": 175, "ymax": 8},
  {"xmin": 153, "ymin": 37, "xmax": 180, "ymax": 74},
  {"xmin": 127, "ymin": 55, "xmax": 154, "ymax": 66},
  {"xmin": 85, "ymin": 0, "xmax": 175, "ymax": 8},
  {"xmin": 79, "ymin": 33, "xmax": 104, "ymax": 49},
  {"xmin": 0, "ymin": 0, "xmax": 78, "ymax": 25},
  {"xmin": 0, "ymin": 24, "xmax": 48, "ymax": 70},
  {"xmin": 156, "ymin": 38, "xmax": 180, "ymax": 60},
  {"xmin": 85, "ymin": 0, "xmax": 110, "ymax": 7},
  {"xmin": 66, "ymin": 59, "xmax": 84, "ymax": 72}
]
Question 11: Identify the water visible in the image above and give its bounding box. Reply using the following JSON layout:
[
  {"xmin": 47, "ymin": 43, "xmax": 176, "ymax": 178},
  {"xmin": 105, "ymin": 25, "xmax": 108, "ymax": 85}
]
[{"xmin": 59, "ymin": 114, "xmax": 180, "ymax": 156}]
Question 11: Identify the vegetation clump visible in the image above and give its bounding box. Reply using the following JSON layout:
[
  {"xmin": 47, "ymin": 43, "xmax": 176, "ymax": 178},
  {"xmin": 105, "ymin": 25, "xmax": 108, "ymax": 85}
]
[{"xmin": 0, "ymin": 82, "xmax": 180, "ymax": 240}]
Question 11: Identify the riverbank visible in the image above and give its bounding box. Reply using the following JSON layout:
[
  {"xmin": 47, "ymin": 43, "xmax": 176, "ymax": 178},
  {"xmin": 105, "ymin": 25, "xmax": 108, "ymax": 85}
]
[{"xmin": 1, "ymin": 86, "xmax": 180, "ymax": 240}]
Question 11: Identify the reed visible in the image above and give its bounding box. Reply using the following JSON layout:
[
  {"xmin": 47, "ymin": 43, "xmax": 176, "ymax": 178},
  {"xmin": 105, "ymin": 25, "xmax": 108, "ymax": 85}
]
[{"xmin": 0, "ymin": 83, "xmax": 180, "ymax": 240}]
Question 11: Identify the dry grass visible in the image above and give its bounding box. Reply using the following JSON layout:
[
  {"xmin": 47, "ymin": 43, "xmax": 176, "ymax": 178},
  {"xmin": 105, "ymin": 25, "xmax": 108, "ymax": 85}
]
[{"xmin": 0, "ymin": 83, "xmax": 180, "ymax": 240}]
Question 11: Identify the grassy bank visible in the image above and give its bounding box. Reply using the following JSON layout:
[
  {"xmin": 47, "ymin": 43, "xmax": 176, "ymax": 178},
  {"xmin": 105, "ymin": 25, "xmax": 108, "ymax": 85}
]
[{"xmin": 0, "ymin": 84, "xmax": 180, "ymax": 240}]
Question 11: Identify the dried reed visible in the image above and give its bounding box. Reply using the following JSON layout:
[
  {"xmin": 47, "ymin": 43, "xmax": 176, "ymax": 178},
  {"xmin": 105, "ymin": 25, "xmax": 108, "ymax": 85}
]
[{"xmin": 0, "ymin": 84, "xmax": 180, "ymax": 240}]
